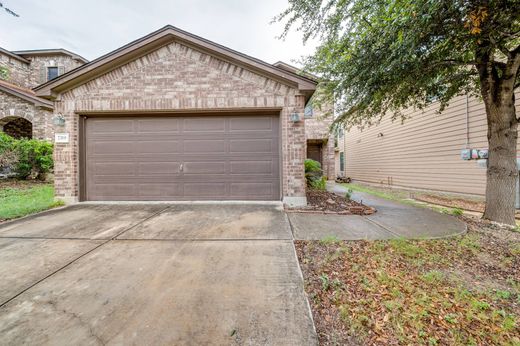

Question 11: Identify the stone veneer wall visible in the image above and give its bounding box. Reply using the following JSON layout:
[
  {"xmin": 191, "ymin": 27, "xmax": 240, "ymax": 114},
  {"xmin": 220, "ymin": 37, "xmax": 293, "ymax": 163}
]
[
  {"xmin": 0, "ymin": 52, "xmax": 29, "ymax": 88},
  {"xmin": 305, "ymin": 105, "xmax": 336, "ymax": 179},
  {"xmin": 52, "ymin": 41, "xmax": 307, "ymax": 204},
  {"xmin": 26, "ymin": 55, "xmax": 84, "ymax": 88},
  {"xmin": 0, "ymin": 92, "xmax": 53, "ymax": 140}
]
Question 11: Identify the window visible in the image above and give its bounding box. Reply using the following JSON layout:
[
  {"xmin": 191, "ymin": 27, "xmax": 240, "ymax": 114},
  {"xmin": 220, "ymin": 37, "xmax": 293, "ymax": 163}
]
[
  {"xmin": 340, "ymin": 152, "xmax": 345, "ymax": 172},
  {"xmin": 47, "ymin": 67, "xmax": 59, "ymax": 81}
]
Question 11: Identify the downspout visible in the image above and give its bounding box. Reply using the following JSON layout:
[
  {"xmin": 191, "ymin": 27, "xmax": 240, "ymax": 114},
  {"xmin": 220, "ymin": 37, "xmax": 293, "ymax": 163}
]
[{"xmin": 465, "ymin": 94, "xmax": 470, "ymax": 148}]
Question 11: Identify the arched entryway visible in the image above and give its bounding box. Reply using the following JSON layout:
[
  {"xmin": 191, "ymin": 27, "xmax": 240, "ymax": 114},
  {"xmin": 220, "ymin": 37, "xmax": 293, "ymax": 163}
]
[{"xmin": 0, "ymin": 116, "xmax": 33, "ymax": 139}]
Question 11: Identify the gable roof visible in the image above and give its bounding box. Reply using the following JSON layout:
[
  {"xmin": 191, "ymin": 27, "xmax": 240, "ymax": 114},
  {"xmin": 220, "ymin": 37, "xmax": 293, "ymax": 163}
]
[
  {"xmin": 0, "ymin": 80, "xmax": 54, "ymax": 109},
  {"xmin": 34, "ymin": 25, "xmax": 317, "ymax": 100},
  {"xmin": 13, "ymin": 49, "xmax": 88, "ymax": 64},
  {"xmin": 0, "ymin": 47, "xmax": 30, "ymax": 64},
  {"xmin": 273, "ymin": 61, "xmax": 319, "ymax": 82}
]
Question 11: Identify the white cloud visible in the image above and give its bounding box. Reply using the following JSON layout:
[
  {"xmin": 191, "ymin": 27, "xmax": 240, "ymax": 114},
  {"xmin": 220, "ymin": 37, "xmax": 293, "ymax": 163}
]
[{"xmin": 0, "ymin": 0, "xmax": 317, "ymax": 66}]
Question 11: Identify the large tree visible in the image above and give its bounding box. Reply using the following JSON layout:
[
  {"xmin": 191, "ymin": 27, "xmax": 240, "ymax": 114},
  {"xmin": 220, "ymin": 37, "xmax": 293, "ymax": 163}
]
[{"xmin": 277, "ymin": 0, "xmax": 520, "ymax": 225}]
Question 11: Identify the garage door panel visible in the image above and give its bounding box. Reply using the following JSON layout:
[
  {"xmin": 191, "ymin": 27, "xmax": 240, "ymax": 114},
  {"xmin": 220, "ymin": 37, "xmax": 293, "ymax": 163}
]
[
  {"xmin": 183, "ymin": 162, "xmax": 227, "ymax": 174},
  {"xmin": 137, "ymin": 119, "xmax": 180, "ymax": 132},
  {"xmin": 138, "ymin": 141, "xmax": 181, "ymax": 154},
  {"xmin": 183, "ymin": 118, "xmax": 226, "ymax": 132},
  {"xmin": 92, "ymin": 141, "xmax": 135, "ymax": 154},
  {"xmin": 139, "ymin": 162, "xmax": 181, "ymax": 175},
  {"xmin": 138, "ymin": 184, "xmax": 183, "ymax": 197},
  {"xmin": 230, "ymin": 183, "xmax": 276, "ymax": 198},
  {"xmin": 90, "ymin": 119, "xmax": 134, "ymax": 133},
  {"xmin": 184, "ymin": 139, "xmax": 226, "ymax": 153},
  {"xmin": 92, "ymin": 184, "xmax": 136, "ymax": 198},
  {"xmin": 230, "ymin": 161, "xmax": 276, "ymax": 174},
  {"xmin": 229, "ymin": 117, "xmax": 274, "ymax": 131},
  {"xmin": 85, "ymin": 115, "xmax": 280, "ymax": 201},
  {"xmin": 94, "ymin": 162, "xmax": 136, "ymax": 176},
  {"xmin": 183, "ymin": 183, "xmax": 227, "ymax": 197},
  {"xmin": 229, "ymin": 139, "xmax": 275, "ymax": 153}
]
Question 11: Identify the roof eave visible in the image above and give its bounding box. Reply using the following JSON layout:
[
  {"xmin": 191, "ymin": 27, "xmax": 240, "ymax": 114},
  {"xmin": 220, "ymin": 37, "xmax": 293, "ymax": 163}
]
[{"xmin": 0, "ymin": 85, "xmax": 54, "ymax": 110}]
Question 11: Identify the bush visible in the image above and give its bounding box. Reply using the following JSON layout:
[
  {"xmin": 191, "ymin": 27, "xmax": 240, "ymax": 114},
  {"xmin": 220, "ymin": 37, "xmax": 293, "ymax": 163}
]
[
  {"xmin": 0, "ymin": 132, "xmax": 53, "ymax": 180},
  {"xmin": 305, "ymin": 158, "xmax": 326, "ymax": 189},
  {"xmin": 0, "ymin": 132, "xmax": 18, "ymax": 170},
  {"xmin": 311, "ymin": 176, "xmax": 327, "ymax": 190}
]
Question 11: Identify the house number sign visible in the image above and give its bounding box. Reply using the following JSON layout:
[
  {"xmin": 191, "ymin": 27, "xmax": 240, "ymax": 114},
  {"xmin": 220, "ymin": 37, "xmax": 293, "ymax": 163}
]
[{"xmin": 55, "ymin": 133, "xmax": 70, "ymax": 143}]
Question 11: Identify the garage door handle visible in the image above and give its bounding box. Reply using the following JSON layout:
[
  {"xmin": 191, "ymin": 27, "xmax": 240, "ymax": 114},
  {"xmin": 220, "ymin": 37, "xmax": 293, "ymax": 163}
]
[{"xmin": 180, "ymin": 163, "xmax": 184, "ymax": 172}]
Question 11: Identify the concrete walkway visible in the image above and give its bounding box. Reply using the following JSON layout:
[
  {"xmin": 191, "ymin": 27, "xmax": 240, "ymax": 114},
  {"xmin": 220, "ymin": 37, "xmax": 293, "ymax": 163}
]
[{"xmin": 289, "ymin": 183, "xmax": 466, "ymax": 240}]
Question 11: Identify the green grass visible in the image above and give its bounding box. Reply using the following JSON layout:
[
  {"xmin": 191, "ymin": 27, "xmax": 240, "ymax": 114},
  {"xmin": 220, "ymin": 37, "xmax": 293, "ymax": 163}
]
[
  {"xmin": 341, "ymin": 183, "xmax": 469, "ymax": 214},
  {"xmin": 341, "ymin": 183, "xmax": 411, "ymax": 202},
  {"xmin": 0, "ymin": 183, "xmax": 64, "ymax": 221}
]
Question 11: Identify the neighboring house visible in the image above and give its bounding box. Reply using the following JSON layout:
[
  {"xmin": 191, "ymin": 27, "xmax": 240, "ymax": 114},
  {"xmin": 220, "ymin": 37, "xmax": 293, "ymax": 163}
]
[
  {"xmin": 0, "ymin": 25, "xmax": 324, "ymax": 205},
  {"xmin": 340, "ymin": 92, "xmax": 520, "ymax": 196},
  {"xmin": 274, "ymin": 61, "xmax": 336, "ymax": 180},
  {"xmin": 0, "ymin": 47, "xmax": 87, "ymax": 139}
]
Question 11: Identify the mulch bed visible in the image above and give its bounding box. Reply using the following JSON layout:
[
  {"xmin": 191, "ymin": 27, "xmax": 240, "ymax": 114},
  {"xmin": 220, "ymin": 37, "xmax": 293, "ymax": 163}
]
[
  {"xmin": 0, "ymin": 178, "xmax": 48, "ymax": 190},
  {"xmin": 287, "ymin": 189, "xmax": 376, "ymax": 215},
  {"xmin": 296, "ymin": 214, "xmax": 520, "ymax": 345}
]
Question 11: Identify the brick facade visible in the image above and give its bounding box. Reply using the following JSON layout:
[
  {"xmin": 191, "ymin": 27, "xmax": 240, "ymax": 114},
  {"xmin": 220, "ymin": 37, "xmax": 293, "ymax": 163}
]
[
  {"xmin": 0, "ymin": 53, "xmax": 29, "ymax": 88},
  {"xmin": 0, "ymin": 92, "xmax": 53, "ymax": 140},
  {"xmin": 25, "ymin": 55, "xmax": 83, "ymax": 88},
  {"xmin": 52, "ymin": 41, "xmax": 307, "ymax": 204},
  {"xmin": 305, "ymin": 104, "xmax": 336, "ymax": 179}
]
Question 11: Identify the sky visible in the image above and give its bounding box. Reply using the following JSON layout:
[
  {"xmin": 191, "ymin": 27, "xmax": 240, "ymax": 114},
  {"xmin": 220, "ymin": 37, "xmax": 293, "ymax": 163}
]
[{"xmin": 0, "ymin": 0, "xmax": 317, "ymax": 66}]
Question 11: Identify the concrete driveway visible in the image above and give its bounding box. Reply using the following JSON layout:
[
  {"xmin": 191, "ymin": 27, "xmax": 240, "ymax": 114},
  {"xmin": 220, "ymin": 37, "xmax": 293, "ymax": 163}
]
[{"xmin": 0, "ymin": 204, "xmax": 317, "ymax": 345}]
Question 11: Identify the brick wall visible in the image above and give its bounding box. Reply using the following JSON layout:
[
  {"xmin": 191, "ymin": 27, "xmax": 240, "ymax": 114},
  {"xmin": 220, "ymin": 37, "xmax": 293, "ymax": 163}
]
[
  {"xmin": 52, "ymin": 41, "xmax": 307, "ymax": 203},
  {"xmin": 305, "ymin": 103, "xmax": 336, "ymax": 179},
  {"xmin": 0, "ymin": 52, "xmax": 29, "ymax": 88},
  {"xmin": 0, "ymin": 92, "xmax": 53, "ymax": 140},
  {"xmin": 26, "ymin": 55, "xmax": 83, "ymax": 88}
]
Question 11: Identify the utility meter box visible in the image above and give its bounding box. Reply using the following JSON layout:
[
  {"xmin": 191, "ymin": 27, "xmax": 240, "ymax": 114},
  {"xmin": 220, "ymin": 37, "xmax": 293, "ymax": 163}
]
[{"xmin": 461, "ymin": 149, "xmax": 471, "ymax": 160}]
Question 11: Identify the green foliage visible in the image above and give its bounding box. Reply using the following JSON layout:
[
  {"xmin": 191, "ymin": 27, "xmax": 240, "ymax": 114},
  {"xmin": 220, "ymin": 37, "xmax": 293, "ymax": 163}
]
[
  {"xmin": 0, "ymin": 132, "xmax": 18, "ymax": 169},
  {"xmin": 320, "ymin": 235, "xmax": 340, "ymax": 245},
  {"xmin": 451, "ymin": 208, "xmax": 464, "ymax": 216},
  {"xmin": 0, "ymin": 132, "xmax": 53, "ymax": 179},
  {"xmin": 0, "ymin": 66, "xmax": 9, "ymax": 80},
  {"xmin": 277, "ymin": 0, "xmax": 520, "ymax": 128},
  {"xmin": 310, "ymin": 176, "xmax": 327, "ymax": 190},
  {"xmin": 305, "ymin": 158, "xmax": 325, "ymax": 188}
]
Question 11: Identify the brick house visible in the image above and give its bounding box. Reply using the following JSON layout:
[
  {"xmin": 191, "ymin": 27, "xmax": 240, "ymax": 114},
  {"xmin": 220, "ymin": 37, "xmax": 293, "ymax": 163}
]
[
  {"xmin": 0, "ymin": 47, "xmax": 87, "ymax": 140},
  {"xmin": 0, "ymin": 25, "xmax": 335, "ymax": 205}
]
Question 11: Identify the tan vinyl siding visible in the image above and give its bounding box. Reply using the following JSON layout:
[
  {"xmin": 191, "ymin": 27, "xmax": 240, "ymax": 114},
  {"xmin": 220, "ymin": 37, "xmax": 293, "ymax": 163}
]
[{"xmin": 344, "ymin": 92, "xmax": 520, "ymax": 196}]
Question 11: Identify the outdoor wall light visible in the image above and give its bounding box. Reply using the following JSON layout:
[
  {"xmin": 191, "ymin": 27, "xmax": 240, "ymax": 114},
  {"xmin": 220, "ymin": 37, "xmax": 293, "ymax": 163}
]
[
  {"xmin": 290, "ymin": 112, "xmax": 301, "ymax": 123},
  {"xmin": 53, "ymin": 114, "xmax": 66, "ymax": 127}
]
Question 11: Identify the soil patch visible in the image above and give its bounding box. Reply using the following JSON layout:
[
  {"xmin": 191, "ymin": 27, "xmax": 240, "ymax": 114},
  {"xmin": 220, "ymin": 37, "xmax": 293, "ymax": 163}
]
[{"xmin": 296, "ymin": 214, "xmax": 519, "ymax": 345}]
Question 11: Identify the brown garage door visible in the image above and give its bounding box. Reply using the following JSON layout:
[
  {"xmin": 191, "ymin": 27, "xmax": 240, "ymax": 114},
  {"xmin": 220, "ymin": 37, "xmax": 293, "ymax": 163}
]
[{"xmin": 84, "ymin": 114, "xmax": 280, "ymax": 201}]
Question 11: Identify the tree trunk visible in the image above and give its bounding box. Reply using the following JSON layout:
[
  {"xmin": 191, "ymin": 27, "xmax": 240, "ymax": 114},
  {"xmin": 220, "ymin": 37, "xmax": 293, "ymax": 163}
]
[{"xmin": 483, "ymin": 98, "xmax": 518, "ymax": 226}]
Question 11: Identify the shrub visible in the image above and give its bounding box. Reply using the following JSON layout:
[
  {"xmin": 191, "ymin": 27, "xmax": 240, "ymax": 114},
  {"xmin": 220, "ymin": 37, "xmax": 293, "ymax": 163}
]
[
  {"xmin": 0, "ymin": 132, "xmax": 53, "ymax": 180},
  {"xmin": 0, "ymin": 132, "xmax": 18, "ymax": 170},
  {"xmin": 305, "ymin": 159, "xmax": 324, "ymax": 187},
  {"xmin": 311, "ymin": 176, "xmax": 327, "ymax": 190},
  {"xmin": 16, "ymin": 139, "xmax": 54, "ymax": 179}
]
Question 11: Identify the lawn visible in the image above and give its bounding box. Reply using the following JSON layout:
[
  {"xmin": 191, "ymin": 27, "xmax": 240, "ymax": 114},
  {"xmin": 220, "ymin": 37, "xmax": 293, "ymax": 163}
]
[
  {"xmin": 297, "ymin": 216, "xmax": 520, "ymax": 345},
  {"xmin": 0, "ymin": 180, "xmax": 64, "ymax": 221}
]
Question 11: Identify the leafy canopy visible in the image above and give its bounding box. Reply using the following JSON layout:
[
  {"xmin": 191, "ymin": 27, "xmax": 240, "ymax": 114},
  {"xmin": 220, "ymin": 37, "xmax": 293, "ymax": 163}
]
[{"xmin": 276, "ymin": 0, "xmax": 520, "ymax": 127}]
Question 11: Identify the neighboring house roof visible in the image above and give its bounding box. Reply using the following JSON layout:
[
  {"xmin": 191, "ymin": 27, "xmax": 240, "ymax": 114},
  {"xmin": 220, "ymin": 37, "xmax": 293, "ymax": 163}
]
[
  {"xmin": 34, "ymin": 25, "xmax": 317, "ymax": 100},
  {"xmin": 273, "ymin": 61, "xmax": 319, "ymax": 82},
  {"xmin": 0, "ymin": 79, "xmax": 54, "ymax": 109},
  {"xmin": 13, "ymin": 48, "xmax": 89, "ymax": 64},
  {"xmin": 0, "ymin": 47, "xmax": 30, "ymax": 64}
]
